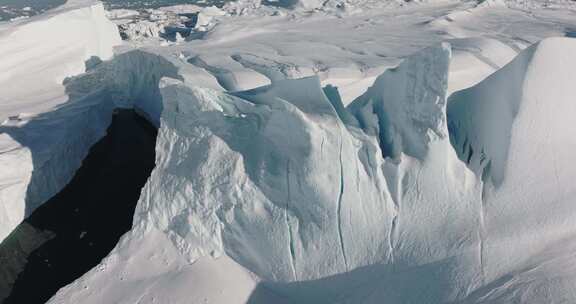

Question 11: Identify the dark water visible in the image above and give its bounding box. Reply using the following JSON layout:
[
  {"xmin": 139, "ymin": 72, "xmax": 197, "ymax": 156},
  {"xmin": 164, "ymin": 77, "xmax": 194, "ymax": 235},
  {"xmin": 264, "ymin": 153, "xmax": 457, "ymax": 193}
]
[{"xmin": 0, "ymin": 110, "xmax": 157, "ymax": 304}]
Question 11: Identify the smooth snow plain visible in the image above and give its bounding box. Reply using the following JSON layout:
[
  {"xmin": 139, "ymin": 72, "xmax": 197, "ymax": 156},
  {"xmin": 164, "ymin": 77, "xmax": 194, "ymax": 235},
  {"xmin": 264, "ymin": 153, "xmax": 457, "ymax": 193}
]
[{"xmin": 1, "ymin": 0, "xmax": 576, "ymax": 303}]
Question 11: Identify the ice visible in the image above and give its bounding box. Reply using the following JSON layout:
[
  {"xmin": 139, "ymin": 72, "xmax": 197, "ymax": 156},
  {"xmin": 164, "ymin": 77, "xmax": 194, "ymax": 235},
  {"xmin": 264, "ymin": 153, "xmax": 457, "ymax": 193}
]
[
  {"xmin": 0, "ymin": 0, "xmax": 121, "ymax": 123},
  {"xmin": 106, "ymin": 4, "xmax": 224, "ymax": 41},
  {"xmin": 46, "ymin": 43, "xmax": 480, "ymax": 303},
  {"xmin": 0, "ymin": 0, "xmax": 121, "ymax": 243},
  {"xmin": 2, "ymin": 0, "xmax": 576, "ymax": 303},
  {"xmin": 195, "ymin": 6, "xmax": 226, "ymax": 31},
  {"xmin": 348, "ymin": 43, "xmax": 451, "ymax": 159}
]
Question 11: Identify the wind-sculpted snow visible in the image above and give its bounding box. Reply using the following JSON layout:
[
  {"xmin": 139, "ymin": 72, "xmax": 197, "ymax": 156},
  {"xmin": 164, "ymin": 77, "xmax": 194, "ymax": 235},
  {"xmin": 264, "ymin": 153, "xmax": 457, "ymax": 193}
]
[
  {"xmin": 348, "ymin": 43, "xmax": 451, "ymax": 159},
  {"xmin": 447, "ymin": 37, "xmax": 576, "ymax": 303},
  {"xmin": 447, "ymin": 42, "xmax": 535, "ymax": 187}
]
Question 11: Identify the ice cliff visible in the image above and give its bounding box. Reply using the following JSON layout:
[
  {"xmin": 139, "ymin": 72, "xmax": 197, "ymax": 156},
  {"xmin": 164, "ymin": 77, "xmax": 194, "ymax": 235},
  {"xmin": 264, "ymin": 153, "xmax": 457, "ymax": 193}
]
[
  {"xmin": 0, "ymin": 48, "xmax": 184, "ymax": 244},
  {"xmin": 0, "ymin": 0, "xmax": 124, "ymax": 243},
  {"xmin": 44, "ymin": 36, "xmax": 576, "ymax": 303},
  {"xmin": 126, "ymin": 42, "xmax": 483, "ymax": 303}
]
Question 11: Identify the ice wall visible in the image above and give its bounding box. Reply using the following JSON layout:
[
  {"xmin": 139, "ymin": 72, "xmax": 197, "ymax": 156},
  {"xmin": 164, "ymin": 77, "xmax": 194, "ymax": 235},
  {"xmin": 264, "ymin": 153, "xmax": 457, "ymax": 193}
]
[
  {"xmin": 123, "ymin": 43, "xmax": 483, "ymax": 303},
  {"xmin": 0, "ymin": 49, "xmax": 182, "ymax": 245},
  {"xmin": 0, "ymin": 0, "xmax": 123, "ymax": 243},
  {"xmin": 0, "ymin": 0, "xmax": 122, "ymax": 122},
  {"xmin": 41, "ymin": 36, "xmax": 576, "ymax": 304},
  {"xmin": 0, "ymin": 1, "xmax": 190, "ymax": 244}
]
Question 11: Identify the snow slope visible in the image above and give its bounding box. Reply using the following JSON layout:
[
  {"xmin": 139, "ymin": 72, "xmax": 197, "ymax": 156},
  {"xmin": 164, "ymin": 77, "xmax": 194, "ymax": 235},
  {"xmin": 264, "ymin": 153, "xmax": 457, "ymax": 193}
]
[{"xmin": 447, "ymin": 37, "xmax": 576, "ymax": 303}]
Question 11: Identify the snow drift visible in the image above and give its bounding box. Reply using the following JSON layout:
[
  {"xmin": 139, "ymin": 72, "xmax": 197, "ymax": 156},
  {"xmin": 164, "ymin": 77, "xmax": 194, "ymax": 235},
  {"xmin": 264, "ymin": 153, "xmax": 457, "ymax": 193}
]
[{"xmin": 447, "ymin": 37, "xmax": 576, "ymax": 303}]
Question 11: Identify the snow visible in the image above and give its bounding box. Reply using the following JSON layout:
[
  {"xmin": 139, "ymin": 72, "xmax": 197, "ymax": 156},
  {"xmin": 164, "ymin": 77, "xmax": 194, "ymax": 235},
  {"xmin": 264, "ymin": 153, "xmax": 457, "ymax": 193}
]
[
  {"xmin": 448, "ymin": 38, "xmax": 576, "ymax": 300},
  {"xmin": 117, "ymin": 19, "xmax": 168, "ymax": 39},
  {"xmin": 156, "ymin": 4, "xmax": 204, "ymax": 14},
  {"xmin": 348, "ymin": 43, "xmax": 451, "ymax": 159},
  {"xmin": 50, "ymin": 225, "xmax": 287, "ymax": 303},
  {"xmin": 195, "ymin": 6, "xmax": 226, "ymax": 31},
  {"xmin": 105, "ymin": 8, "xmax": 140, "ymax": 19},
  {"xmin": 0, "ymin": 0, "xmax": 121, "ymax": 122},
  {"xmin": 0, "ymin": 0, "xmax": 121, "ymax": 243},
  {"xmin": 106, "ymin": 5, "xmax": 226, "ymax": 42},
  {"xmin": 2, "ymin": 0, "xmax": 576, "ymax": 303}
]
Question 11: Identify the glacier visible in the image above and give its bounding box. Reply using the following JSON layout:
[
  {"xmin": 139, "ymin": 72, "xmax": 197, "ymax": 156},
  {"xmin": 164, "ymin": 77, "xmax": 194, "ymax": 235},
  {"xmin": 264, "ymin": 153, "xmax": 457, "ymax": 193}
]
[{"xmin": 1, "ymin": 0, "xmax": 576, "ymax": 303}]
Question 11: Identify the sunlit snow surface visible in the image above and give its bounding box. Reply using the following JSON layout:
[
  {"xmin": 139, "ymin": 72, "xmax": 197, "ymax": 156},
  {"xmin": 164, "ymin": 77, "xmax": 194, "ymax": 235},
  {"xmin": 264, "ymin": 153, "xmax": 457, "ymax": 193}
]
[{"xmin": 2, "ymin": 0, "xmax": 576, "ymax": 303}]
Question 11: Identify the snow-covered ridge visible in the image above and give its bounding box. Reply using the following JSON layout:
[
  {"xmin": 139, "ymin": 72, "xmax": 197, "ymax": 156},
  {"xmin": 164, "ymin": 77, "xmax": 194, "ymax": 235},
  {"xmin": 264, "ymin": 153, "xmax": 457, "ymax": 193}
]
[{"xmin": 447, "ymin": 38, "xmax": 576, "ymax": 298}]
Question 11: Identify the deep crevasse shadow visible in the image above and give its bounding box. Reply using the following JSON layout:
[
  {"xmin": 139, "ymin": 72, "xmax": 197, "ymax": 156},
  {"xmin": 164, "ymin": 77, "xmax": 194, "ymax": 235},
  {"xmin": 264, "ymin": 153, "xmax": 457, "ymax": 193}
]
[
  {"xmin": 0, "ymin": 50, "xmax": 181, "ymax": 303},
  {"xmin": 0, "ymin": 110, "xmax": 157, "ymax": 304}
]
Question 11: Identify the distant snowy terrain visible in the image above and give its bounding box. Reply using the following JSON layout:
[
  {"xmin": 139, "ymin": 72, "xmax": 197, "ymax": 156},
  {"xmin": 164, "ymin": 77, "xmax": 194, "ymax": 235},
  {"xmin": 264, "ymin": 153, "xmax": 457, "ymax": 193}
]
[
  {"xmin": 0, "ymin": 0, "xmax": 65, "ymax": 21},
  {"xmin": 103, "ymin": 0, "xmax": 230, "ymax": 9},
  {"xmin": 2, "ymin": 0, "xmax": 576, "ymax": 303}
]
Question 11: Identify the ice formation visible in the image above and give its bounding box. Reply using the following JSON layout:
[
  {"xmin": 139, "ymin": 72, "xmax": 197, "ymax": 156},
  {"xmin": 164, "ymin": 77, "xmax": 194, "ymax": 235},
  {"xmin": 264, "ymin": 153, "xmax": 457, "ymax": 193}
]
[
  {"xmin": 0, "ymin": 0, "xmax": 122, "ymax": 243},
  {"xmin": 106, "ymin": 5, "xmax": 225, "ymax": 41},
  {"xmin": 2, "ymin": 0, "xmax": 576, "ymax": 303},
  {"xmin": 44, "ymin": 36, "xmax": 576, "ymax": 303}
]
